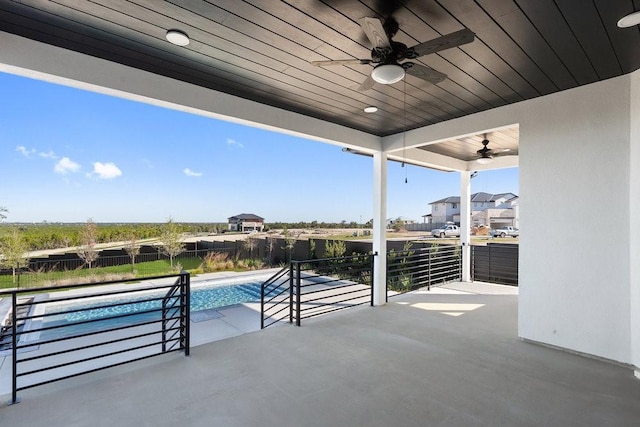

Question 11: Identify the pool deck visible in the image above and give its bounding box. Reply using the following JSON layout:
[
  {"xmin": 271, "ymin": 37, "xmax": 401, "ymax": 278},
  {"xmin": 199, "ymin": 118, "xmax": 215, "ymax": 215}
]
[{"xmin": 2, "ymin": 282, "xmax": 640, "ymax": 426}]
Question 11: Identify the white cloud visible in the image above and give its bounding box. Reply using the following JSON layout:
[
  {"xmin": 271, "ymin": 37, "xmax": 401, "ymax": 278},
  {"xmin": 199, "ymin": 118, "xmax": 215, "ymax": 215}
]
[
  {"xmin": 39, "ymin": 150, "xmax": 58, "ymax": 159},
  {"xmin": 54, "ymin": 157, "xmax": 81, "ymax": 174},
  {"xmin": 16, "ymin": 146, "xmax": 36, "ymax": 157},
  {"xmin": 227, "ymin": 138, "xmax": 244, "ymax": 148},
  {"xmin": 93, "ymin": 162, "xmax": 122, "ymax": 179},
  {"xmin": 184, "ymin": 168, "xmax": 203, "ymax": 177}
]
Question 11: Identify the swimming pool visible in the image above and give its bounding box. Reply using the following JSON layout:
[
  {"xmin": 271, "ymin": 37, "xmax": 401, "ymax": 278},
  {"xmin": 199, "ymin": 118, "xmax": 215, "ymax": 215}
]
[{"xmin": 39, "ymin": 275, "xmax": 269, "ymax": 340}]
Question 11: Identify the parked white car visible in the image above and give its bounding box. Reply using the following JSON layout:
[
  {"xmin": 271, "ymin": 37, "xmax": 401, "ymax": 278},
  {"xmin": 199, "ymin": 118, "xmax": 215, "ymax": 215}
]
[
  {"xmin": 492, "ymin": 226, "xmax": 519, "ymax": 237},
  {"xmin": 431, "ymin": 224, "xmax": 460, "ymax": 238}
]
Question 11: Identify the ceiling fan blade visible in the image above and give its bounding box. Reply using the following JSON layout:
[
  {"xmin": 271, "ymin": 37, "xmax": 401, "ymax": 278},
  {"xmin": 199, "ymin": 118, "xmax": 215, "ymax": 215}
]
[
  {"xmin": 404, "ymin": 63, "xmax": 447, "ymax": 84},
  {"xmin": 409, "ymin": 28, "xmax": 475, "ymax": 57},
  {"xmin": 494, "ymin": 150, "xmax": 518, "ymax": 157},
  {"xmin": 357, "ymin": 75, "xmax": 376, "ymax": 91},
  {"xmin": 359, "ymin": 17, "xmax": 391, "ymax": 49},
  {"xmin": 311, "ymin": 58, "xmax": 372, "ymax": 67}
]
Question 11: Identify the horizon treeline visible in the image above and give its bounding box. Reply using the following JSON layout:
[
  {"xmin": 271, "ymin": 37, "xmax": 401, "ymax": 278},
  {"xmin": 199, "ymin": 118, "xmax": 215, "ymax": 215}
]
[{"xmin": 0, "ymin": 221, "xmax": 365, "ymax": 251}]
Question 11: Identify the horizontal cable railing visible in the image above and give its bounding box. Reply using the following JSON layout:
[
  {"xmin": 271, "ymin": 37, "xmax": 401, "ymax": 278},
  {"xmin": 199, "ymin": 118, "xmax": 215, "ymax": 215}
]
[
  {"xmin": 387, "ymin": 245, "xmax": 461, "ymax": 294},
  {"xmin": 291, "ymin": 254, "xmax": 376, "ymax": 326},
  {"xmin": 260, "ymin": 266, "xmax": 292, "ymax": 329},
  {"xmin": 0, "ymin": 272, "xmax": 190, "ymax": 404}
]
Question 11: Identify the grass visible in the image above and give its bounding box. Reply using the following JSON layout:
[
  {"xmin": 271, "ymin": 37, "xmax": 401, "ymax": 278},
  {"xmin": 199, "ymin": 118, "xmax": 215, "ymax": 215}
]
[{"xmin": 0, "ymin": 257, "xmax": 204, "ymax": 290}]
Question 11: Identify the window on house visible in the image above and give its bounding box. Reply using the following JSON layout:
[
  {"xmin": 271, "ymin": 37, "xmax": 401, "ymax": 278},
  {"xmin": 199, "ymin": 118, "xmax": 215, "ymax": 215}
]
[
  {"xmin": 434, "ymin": 205, "xmax": 438, "ymax": 211},
  {"xmin": 452, "ymin": 203, "xmax": 457, "ymax": 209}
]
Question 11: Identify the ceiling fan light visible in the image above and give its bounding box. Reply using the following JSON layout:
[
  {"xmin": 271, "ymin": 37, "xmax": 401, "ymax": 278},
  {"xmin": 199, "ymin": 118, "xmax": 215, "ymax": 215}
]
[
  {"xmin": 371, "ymin": 64, "xmax": 405, "ymax": 84},
  {"xmin": 166, "ymin": 29, "xmax": 190, "ymax": 46},
  {"xmin": 617, "ymin": 11, "xmax": 640, "ymax": 28},
  {"xmin": 476, "ymin": 156, "xmax": 493, "ymax": 165}
]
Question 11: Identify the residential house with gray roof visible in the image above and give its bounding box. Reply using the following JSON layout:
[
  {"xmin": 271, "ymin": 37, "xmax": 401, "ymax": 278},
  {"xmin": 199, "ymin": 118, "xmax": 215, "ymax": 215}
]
[
  {"xmin": 228, "ymin": 213, "xmax": 264, "ymax": 232},
  {"xmin": 428, "ymin": 192, "xmax": 518, "ymax": 228}
]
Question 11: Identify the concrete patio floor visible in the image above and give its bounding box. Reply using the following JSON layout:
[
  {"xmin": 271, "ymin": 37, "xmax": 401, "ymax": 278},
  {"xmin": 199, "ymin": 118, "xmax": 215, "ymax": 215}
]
[{"xmin": 1, "ymin": 282, "xmax": 639, "ymax": 426}]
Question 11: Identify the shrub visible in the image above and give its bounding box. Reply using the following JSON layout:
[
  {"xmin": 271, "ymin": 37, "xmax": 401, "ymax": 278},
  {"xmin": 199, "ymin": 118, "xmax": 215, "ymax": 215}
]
[{"xmin": 200, "ymin": 252, "xmax": 234, "ymax": 272}]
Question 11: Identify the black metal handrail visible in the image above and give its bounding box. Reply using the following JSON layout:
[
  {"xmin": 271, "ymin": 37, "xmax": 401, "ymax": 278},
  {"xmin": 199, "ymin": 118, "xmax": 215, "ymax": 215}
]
[
  {"xmin": 291, "ymin": 253, "xmax": 376, "ymax": 327},
  {"xmin": 387, "ymin": 245, "xmax": 461, "ymax": 293},
  {"xmin": 260, "ymin": 266, "xmax": 291, "ymax": 329},
  {"xmin": 260, "ymin": 254, "xmax": 377, "ymax": 329},
  {"xmin": 1, "ymin": 272, "xmax": 190, "ymax": 404}
]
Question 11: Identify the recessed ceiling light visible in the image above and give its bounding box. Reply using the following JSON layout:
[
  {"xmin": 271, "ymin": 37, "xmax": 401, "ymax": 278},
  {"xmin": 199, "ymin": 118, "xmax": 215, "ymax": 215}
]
[
  {"xmin": 166, "ymin": 29, "xmax": 190, "ymax": 46},
  {"xmin": 364, "ymin": 106, "xmax": 378, "ymax": 113},
  {"xmin": 617, "ymin": 11, "xmax": 640, "ymax": 28}
]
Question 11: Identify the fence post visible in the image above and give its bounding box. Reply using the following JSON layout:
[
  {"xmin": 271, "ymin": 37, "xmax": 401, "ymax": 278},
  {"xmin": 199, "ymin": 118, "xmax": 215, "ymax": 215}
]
[{"xmin": 295, "ymin": 262, "xmax": 302, "ymax": 327}]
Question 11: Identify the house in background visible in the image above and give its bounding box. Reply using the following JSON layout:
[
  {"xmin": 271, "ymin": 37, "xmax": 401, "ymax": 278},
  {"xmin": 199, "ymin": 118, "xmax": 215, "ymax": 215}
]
[
  {"xmin": 388, "ymin": 217, "xmax": 416, "ymax": 228},
  {"xmin": 429, "ymin": 192, "xmax": 519, "ymax": 228},
  {"xmin": 228, "ymin": 214, "xmax": 264, "ymax": 232}
]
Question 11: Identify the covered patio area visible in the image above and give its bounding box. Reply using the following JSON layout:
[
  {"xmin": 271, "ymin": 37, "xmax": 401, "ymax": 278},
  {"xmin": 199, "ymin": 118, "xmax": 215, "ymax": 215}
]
[{"xmin": 2, "ymin": 283, "xmax": 638, "ymax": 426}]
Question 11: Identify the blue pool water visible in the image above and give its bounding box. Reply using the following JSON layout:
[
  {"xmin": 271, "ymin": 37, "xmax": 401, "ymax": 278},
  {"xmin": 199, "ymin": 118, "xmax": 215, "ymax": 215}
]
[{"xmin": 40, "ymin": 277, "xmax": 267, "ymax": 339}]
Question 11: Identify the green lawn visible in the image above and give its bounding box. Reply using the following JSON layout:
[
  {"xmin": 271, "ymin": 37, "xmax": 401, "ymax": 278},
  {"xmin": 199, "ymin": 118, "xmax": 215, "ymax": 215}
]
[{"xmin": 0, "ymin": 257, "xmax": 204, "ymax": 290}]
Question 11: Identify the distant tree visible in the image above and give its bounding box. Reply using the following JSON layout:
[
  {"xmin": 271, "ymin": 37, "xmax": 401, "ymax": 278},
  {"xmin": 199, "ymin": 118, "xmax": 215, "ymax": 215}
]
[
  {"xmin": 77, "ymin": 218, "xmax": 99, "ymax": 269},
  {"xmin": 124, "ymin": 232, "xmax": 140, "ymax": 271},
  {"xmin": 159, "ymin": 218, "xmax": 184, "ymax": 269},
  {"xmin": 0, "ymin": 228, "xmax": 30, "ymax": 286},
  {"xmin": 282, "ymin": 228, "xmax": 297, "ymax": 262},
  {"xmin": 0, "ymin": 206, "xmax": 7, "ymax": 221},
  {"xmin": 392, "ymin": 218, "xmax": 405, "ymax": 232},
  {"xmin": 243, "ymin": 236, "xmax": 258, "ymax": 259},
  {"xmin": 266, "ymin": 237, "xmax": 276, "ymax": 265}
]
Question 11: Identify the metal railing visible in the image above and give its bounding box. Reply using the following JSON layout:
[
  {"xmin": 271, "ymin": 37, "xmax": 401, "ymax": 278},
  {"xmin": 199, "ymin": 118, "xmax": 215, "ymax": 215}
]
[
  {"xmin": 261, "ymin": 254, "xmax": 376, "ymax": 329},
  {"xmin": 260, "ymin": 266, "xmax": 292, "ymax": 329},
  {"xmin": 387, "ymin": 245, "xmax": 461, "ymax": 294},
  {"xmin": 0, "ymin": 272, "xmax": 190, "ymax": 404}
]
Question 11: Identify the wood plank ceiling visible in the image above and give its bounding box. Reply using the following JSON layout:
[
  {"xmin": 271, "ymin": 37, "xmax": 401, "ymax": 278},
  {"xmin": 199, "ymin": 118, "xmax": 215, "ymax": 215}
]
[{"xmin": 1, "ymin": 0, "xmax": 639, "ymax": 137}]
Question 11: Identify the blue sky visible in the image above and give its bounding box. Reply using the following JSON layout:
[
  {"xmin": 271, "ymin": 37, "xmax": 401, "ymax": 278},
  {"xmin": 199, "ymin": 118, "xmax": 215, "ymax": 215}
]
[{"xmin": 0, "ymin": 72, "xmax": 518, "ymax": 224}]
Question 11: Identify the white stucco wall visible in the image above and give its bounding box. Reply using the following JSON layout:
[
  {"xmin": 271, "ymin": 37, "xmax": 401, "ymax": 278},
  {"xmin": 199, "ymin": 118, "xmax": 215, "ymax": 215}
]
[
  {"xmin": 517, "ymin": 76, "xmax": 631, "ymax": 363},
  {"xmin": 630, "ymin": 70, "xmax": 640, "ymax": 376},
  {"xmin": 403, "ymin": 74, "xmax": 634, "ymax": 365}
]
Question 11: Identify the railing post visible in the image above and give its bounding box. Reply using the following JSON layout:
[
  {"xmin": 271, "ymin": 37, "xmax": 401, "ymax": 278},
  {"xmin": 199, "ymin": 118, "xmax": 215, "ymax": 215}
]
[
  {"xmin": 180, "ymin": 271, "xmax": 190, "ymax": 356},
  {"xmin": 295, "ymin": 262, "xmax": 301, "ymax": 327},
  {"xmin": 289, "ymin": 263, "xmax": 294, "ymax": 324},
  {"xmin": 11, "ymin": 292, "xmax": 19, "ymax": 404},
  {"xmin": 260, "ymin": 275, "xmax": 265, "ymax": 330},
  {"xmin": 161, "ymin": 296, "xmax": 167, "ymax": 353}
]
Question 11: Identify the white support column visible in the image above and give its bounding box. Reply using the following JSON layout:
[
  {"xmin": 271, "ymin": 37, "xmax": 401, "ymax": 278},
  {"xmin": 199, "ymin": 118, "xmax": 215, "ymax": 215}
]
[
  {"xmin": 460, "ymin": 171, "xmax": 471, "ymax": 282},
  {"xmin": 630, "ymin": 71, "xmax": 640, "ymax": 379},
  {"xmin": 372, "ymin": 151, "xmax": 388, "ymax": 305}
]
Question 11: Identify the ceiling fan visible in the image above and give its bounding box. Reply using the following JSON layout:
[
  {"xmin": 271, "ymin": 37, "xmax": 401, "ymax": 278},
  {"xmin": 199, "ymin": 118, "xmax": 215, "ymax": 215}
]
[
  {"xmin": 311, "ymin": 17, "xmax": 475, "ymax": 91},
  {"xmin": 476, "ymin": 134, "xmax": 516, "ymax": 164}
]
